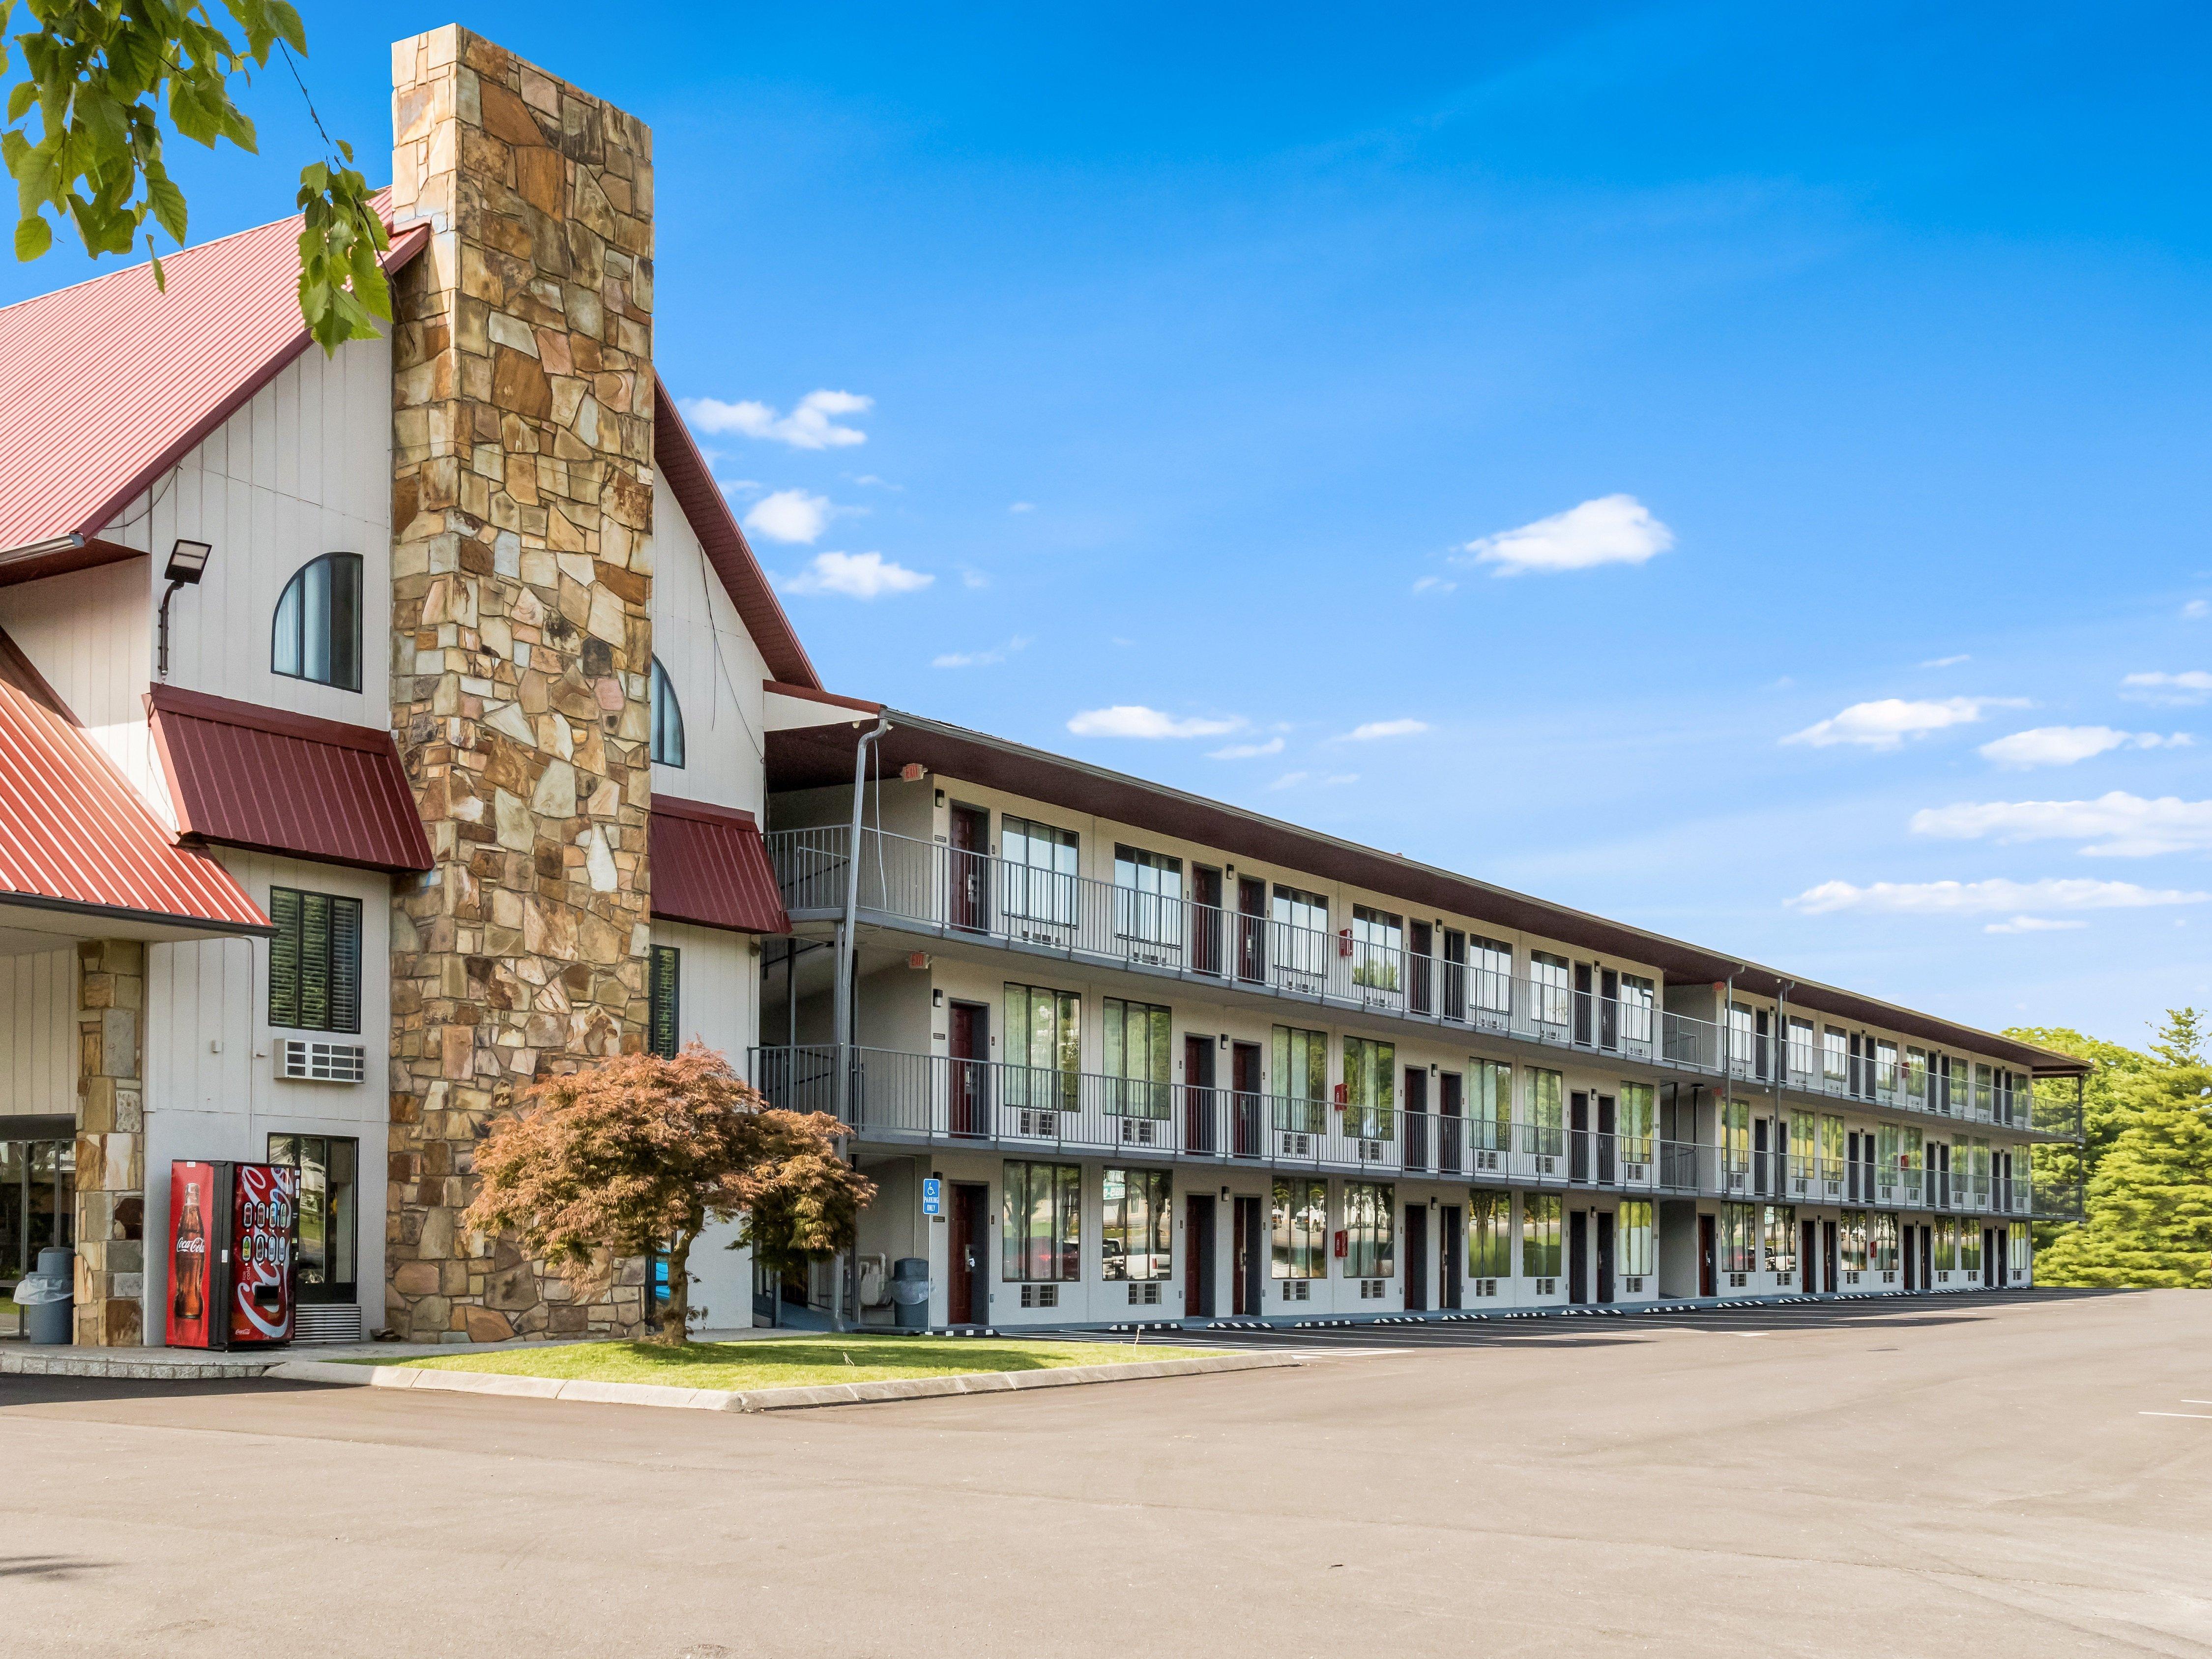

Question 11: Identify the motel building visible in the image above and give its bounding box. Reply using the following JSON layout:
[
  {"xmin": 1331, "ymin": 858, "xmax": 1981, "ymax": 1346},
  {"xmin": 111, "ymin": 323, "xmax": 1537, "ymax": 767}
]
[{"xmin": 0, "ymin": 29, "xmax": 2084, "ymax": 1351}]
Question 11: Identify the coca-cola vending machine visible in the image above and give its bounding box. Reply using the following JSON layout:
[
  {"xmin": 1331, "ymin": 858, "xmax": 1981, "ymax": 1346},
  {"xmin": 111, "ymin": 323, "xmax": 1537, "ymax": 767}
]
[{"xmin": 165, "ymin": 1160, "xmax": 299, "ymax": 1350}]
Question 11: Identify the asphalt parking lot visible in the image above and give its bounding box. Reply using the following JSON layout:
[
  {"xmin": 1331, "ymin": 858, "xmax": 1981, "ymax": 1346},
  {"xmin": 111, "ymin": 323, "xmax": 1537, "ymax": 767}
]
[{"xmin": 3, "ymin": 1288, "xmax": 2206, "ymax": 1658}]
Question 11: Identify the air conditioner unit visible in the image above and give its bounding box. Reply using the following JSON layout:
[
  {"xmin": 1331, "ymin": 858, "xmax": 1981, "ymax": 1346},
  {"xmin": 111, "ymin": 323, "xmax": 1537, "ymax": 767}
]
[
  {"xmin": 1534, "ymin": 1277, "xmax": 1556, "ymax": 1296},
  {"xmin": 1359, "ymin": 1278, "xmax": 1386, "ymax": 1299},
  {"xmin": 1119, "ymin": 1118, "xmax": 1161, "ymax": 1146},
  {"xmin": 278, "ymin": 1039, "xmax": 366, "ymax": 1084},
  {"xmin": 1623, "ymin": 1162, "xmax": 1647, "ymax": 1183},
  {"xmin": 1278, "ymin": 1131, "xmax": 1312, "ymax": 1158},
  {"xmin": 1015, "ymin": 1109, "xmax": 1059, "ymax": 1137},
  {"xmin": 1128, "ymin": 1282, "xmax": 1160, "ymax": 1305},
  {"xmin": 1357, "ymin": 1139, "xmax": 1384, "ymax": 1161},
  {"xmin": 1622, "ymin": 1275, "xmax": 1644, "ymax": 1294},
  {"xmin": 1284, "ymin": 1279, "xmax": 1310, "ymax": 1302},
  {"xmin": 1019, "ymin": 1283, "xmax": 1058, "ymax": 1308},
  {"xmin": 1473, "ymin": 1278, "xmax": 1498, "ymax": 1298},
  {"xmin": 1473, "ymin": 1149, "xmax": 1500, "ymax": 1172},
  {"xmin": 1535, "ymin": 1155, "xmax": 1556, "ymax": 1176}
]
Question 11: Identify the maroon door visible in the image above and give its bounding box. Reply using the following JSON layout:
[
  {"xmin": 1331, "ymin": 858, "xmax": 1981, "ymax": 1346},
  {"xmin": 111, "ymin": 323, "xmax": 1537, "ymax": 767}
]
[
  {"xmin": 1801, "ymin": 1219, "xmax": 1817, "ymax": 1293},
  {"xmin": 1408, "ymin": 920, "xmax": 1433, "ymax": 1014},
  {"xmin": 948, "ymin": 1183, "xmax": 988, "ymax": 1325},
  {"xmin": 1192, "ymin": 866, "xmax": 1224, "ymax": 976},
  {"xmin": 1231, "ymin": 1040, "xmax": 1263, "ymax": 1158},
  {"xmin": 1184, "ymin": 1034, "xmax": 1217, "ymax": 1154},
  {"xmin": 1698, "ymin": 1212, "xmax": 1717, "ymax": 1297},
  {"xmin": 1235, "ymin": 877, "xmax": 1266, "ymax": 982},
  {"xmin": 949, "ymin": 805, "xmax": 988, "ymax": 931},
  {"xmin": 949, "ymin": 1001, "xmax": 988, "ymax": 1136},
  {"xmin": 1184, "ymin": 1195, "xmax": 1214, "ymax": 1317}
]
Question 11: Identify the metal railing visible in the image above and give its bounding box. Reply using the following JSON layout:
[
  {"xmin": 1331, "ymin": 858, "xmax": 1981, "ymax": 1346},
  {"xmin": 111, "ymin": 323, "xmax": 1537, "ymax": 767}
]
[
  {"xmin": 767, "ymin": 825, "xmax": 2085, "ymax": 1143},
  {"xmin": 748, "ymin": 1045, "xmax": 2084, "ymax": 1217}
]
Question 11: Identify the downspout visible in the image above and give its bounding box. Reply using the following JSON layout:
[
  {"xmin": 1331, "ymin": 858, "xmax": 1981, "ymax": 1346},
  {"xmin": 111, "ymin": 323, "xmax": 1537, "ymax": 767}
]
[
  {"xmin": 832, "ymin": 714, "xmax": 891, "ymax": 1334},
  {"xmin": 835, "ymin": 713, "xmax": 893, "ymax": 1124}
]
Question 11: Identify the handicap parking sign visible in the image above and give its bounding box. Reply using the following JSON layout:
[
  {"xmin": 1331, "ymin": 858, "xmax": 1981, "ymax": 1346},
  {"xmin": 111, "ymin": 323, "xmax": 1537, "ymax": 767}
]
[{"xmin": 922, "ymin": 1178, "xmax": 942, "ymax": 1216}]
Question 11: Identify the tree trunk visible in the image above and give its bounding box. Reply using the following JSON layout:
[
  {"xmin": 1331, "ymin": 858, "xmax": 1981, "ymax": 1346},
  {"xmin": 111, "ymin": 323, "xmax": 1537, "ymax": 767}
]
[{"xmin": 656, "ymin": 1222, "xmax": 699, "ymax": 1346}]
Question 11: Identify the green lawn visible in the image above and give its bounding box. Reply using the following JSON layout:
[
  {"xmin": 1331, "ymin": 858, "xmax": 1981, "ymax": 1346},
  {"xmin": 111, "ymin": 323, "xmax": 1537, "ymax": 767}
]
[{"xmin": 356, "ymin": 1333, "xmax": 1216, "ymax": 1391}]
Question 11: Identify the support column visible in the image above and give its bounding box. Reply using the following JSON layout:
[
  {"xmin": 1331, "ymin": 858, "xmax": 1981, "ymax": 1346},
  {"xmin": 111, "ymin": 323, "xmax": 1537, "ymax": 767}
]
[
  {"xmin": 74, "ymin": 940, "xmax": 145, "ymax": 1346},
  {"xmin": 384, "ymin": 27, "xmax": 657, "ymax": 1342}
]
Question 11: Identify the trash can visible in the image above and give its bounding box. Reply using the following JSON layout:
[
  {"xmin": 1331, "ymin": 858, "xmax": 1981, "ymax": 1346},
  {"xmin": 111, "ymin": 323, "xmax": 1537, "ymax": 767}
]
[
  {"xmin": 15, "ymin": 1246, "xmax": 74, "ymax": 1346},
  {"xmin": 890, "ymin": 1257, "xmax": 932, "ymax": 1331}
]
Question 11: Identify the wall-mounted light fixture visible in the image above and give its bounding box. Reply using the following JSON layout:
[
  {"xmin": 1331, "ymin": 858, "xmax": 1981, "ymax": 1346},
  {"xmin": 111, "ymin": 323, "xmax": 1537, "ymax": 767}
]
[
  {"xmin": 156, "ymin": 538, "xmax": 212, "ymax": 680},
  {"xmin": 934, "ymin": 788, "xmax": 946, "ymax": 809},
  {"xmin": 1218, "ymin": 1033, "xmax": 1228, "ymax": 1050}
]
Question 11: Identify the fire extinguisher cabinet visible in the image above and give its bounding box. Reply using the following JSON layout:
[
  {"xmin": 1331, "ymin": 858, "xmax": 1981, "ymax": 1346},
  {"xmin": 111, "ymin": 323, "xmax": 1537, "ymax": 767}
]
[{"xmin": 165, "ymin": 1160, "xmax": 299, "ymax": 1351}]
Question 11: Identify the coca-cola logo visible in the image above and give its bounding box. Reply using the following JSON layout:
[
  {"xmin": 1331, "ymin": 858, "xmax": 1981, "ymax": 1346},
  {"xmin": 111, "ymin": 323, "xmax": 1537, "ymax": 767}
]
[{"xmin": 175, "ymin": 1237, "xmax": 206, "ymax": 1254}]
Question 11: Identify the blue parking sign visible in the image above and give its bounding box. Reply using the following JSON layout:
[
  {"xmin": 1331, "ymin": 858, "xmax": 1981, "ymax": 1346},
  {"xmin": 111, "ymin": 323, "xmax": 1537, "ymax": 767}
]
[{"xmin": 922, "ymin": 1178, "xmax": 942, "ymax": 1216}]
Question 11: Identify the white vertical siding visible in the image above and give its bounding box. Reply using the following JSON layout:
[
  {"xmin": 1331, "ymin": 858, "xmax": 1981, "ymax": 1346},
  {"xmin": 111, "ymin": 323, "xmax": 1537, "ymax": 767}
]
[
  {"xmin": 143, "ymin": 850, "xmax": 391, "ymax": 1325},
  {"xmin": 98, "ymin": 331, "xmax": 394, "ymax": 731},
  {"xmin": 0, "ymin": 558, "xmax": 163, "ymax": 817},
  {"xmin": 653, "ymin": 919, "xmax": 759, "ymax": 1329},
  {"xmin": 0, "ymin": 332, "xmax": 393, "ymax": 829},
  {"xmin": 0, "ymin": 947, "xmax": 75, "ymax": 1116},
  {"xmin": 649, "ymin": 467, "xmax": 769, "ymax": 816}
]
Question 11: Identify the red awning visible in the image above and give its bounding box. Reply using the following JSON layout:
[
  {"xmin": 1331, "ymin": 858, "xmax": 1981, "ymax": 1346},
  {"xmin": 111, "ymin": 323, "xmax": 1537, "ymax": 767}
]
[
  {"xmin": 147, "ymin": 686, "xmax": 432, "ymax": 874},
  {"xmin": 0, "ymin": 633, "xmax": 266, "ymax": 936},
  {"xmin": 651, "ymin": 794, "xmax": 789, "ymax": 935}
]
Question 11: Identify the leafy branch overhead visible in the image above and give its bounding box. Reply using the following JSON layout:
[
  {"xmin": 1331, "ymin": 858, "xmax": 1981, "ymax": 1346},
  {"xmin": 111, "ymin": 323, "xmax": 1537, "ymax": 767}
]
[{"xmin": 3, "ymin": 0, "xmax": 389, "ymax": 352}]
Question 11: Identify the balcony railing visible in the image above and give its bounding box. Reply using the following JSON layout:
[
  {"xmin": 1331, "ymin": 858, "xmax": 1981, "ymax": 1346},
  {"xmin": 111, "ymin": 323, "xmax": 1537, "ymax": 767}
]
[
  {"xmin": 748, "ymin": 1045, "xmax": 2084, "ymax": 1218},
  {"xmin": 767, "ymin": 824, "xmax": 2084, "ymax": 1143}
]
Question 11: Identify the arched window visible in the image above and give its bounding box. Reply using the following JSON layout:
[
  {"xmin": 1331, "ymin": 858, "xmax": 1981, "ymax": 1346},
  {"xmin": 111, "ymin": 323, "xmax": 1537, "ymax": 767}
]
[
  {"xmin": 650, "ymin": 655, "xmax": 685, "ymax": 767},
  {"xmin": 272, "ymin": 553, "xmax": 363, "ymax": 691}
]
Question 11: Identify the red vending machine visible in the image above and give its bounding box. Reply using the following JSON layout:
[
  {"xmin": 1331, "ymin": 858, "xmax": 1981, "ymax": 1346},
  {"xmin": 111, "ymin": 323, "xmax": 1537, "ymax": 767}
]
[{"xmin": 165, "ymin": 1161, "xmax": 299, "ymax": 1350}]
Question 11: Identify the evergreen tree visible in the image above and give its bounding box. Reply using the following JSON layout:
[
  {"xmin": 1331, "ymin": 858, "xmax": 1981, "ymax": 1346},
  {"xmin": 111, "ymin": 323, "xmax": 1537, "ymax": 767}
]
[{"xmin": 2032, "ymin": 1009, "xmax": 2212, "ymax": 1288}]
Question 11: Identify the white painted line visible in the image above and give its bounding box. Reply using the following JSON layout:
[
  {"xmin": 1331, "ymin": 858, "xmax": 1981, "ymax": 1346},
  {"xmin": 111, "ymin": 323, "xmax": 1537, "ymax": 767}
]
[{"xmin": 2138, "ymin": 1411, "xmax": 2212, "ymax": 1420}]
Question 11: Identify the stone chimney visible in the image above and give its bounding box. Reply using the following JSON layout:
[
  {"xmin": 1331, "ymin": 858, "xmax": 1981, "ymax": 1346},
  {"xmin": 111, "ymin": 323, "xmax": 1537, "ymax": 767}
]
[{"xmin": 385, "ymin": 27, "xmax": 655, "ymax": 1342}]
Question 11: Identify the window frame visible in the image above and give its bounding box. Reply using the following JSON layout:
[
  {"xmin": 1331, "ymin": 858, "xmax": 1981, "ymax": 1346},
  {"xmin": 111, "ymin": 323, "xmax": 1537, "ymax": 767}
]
[
  {"xmin": 1101, "ymin": 997, "xmax": 1172, "ymax": 1120},
  {"xmin": 266, "ymin": 1133, "xmax": 358, "ymax": 1302},
  {"xmin": 1340, "ymin": 1181, "xmax": 1395, "ymax": 1278},
  {"xmin": 1003, "ymin": 983, "xmax": 1081, "ymax": 1114},
  {"xmin": 1467, "ymin": 1188, "xmax": 1512, "ymax": 1277},
  {"xmin": 271, "ymin": 552, "xmax": 364, "ymax": 692},
  {"xmin": 1270, "ymin": 1176, "xmax": 1328, "ymax": 1280},
  {"xmin": 267, "ymin": 886, "xmax": 363, "ymax": 1035},
  {"xmin": 1101, "ymin": 1166, "xmax": 1172, "ymax": 1281},
  {"xmin": 1001, "ymin": 1161, "xmax": 1081, "ymax": 1283},
  {"xmin": 649, "ymin": 655, "xmax": 686, "ymax": 768},
  {"xmin": 1521, "ymin": 1192, "xmax": 1561, "ymax": 1278},
  {"xmin": 648, "ymin": 944, "xmax": 680, "ymax": 1059},
  {"xmin": 1270, "ymin": 1024, "xmax": 1329, "ymax": 1134}
]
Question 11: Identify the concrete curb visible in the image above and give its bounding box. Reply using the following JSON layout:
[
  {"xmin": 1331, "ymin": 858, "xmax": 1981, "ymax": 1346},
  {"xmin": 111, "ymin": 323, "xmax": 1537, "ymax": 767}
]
[
  {"xmin": 0, "ymin": 1350, "xmax": 277, "ymax": 1381},
  {"xmin": 262, "ymin": 1349, "xmax": 1300, "ymax": 1412}
]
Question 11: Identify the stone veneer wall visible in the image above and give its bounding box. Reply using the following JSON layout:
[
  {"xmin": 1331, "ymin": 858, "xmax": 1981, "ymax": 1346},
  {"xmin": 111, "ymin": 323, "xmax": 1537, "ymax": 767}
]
[
  {"xmin": 384, "ymin": 26, "xmax": 656, "ymax": 1342},
  {"xmin": 75, "ymin": 939, "xmax": 145, "ymax": 1345}
]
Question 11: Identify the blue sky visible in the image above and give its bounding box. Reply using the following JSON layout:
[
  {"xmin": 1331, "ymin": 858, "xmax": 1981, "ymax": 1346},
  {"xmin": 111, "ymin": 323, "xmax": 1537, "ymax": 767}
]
[{"xmin": 8, "ymin": 3, "xmax": 2208, "ymax": 1044}]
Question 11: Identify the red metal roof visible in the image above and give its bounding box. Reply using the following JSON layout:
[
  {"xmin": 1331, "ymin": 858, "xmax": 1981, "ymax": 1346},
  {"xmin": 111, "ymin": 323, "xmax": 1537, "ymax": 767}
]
[
  {"xmin": 654, "ymin": 381, "xmax": 822, "ymax": 691},
  {"xmin": 650, "ymin": 794, "xmax": 790, "ymax": 935},
  {"xmin": 0, "ymin": 631, "xmax": 267, "ymax": 935},
  {"xmin": 147, "ymin": 686, "xmax": 432, "ymax": 874},
  {"xmin": 0, "ymin": 201, "xmax": 429, "ymax": 580}
]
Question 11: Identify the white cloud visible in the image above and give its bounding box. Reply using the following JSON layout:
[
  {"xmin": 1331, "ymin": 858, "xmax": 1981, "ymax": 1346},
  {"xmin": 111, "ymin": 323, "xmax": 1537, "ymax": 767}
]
[
  {"xmin": 2184, "ymin": 600, "xmax": 2209, "ymax": 620},
  {"xmin": 1209, "ymin": 737, "xmax": 1285, "ymax": 760},
  {"xmin": 1345, "ymin": 718, "xmax": 1429, "ymax": 741},
  {"xmin": 743, "ymin": 488, "xmax": 833, "ymax": 544},
  {"xmin": 960, "ymin": 567, "xmax": 990, "ymax": 590},
  {"xmin": 776, "ymin": 551, "xmax": 932, "ymax": 599},
  {"xmin": 1008, "ymin": 502, "xmax": 1035, "ymax": 514},
  {"xmin": 1978, "ymin": 726, "xmax": 2192, "ymax": 768},
  {"xmin": 680, "ymin": 389, "xmax": 872, "ymax": 450},
  {"xmin": 1066, "ymin": 706, "xmax": 1243, "ymax": 739},
  {"xmin": 1983, "ymin": 915, "xmax": 2089, "ymax": 934},
  {"xmin": 849, "ymin": 474, "xmax": 900, "ymax": 490},
  {"xmin": 1268, "ymin": 772, "xmax": 1310, "ymax": 790},
  {"xmin": 931, "ymin": 636, "xmax": 1031, "ymax": 670},
  {"xmin": 1412, "ymin": 575, "xmax": 1457, "ymax": 595},
  {"xmin": 1909, "ymin": 792, "xmax": 2212, "ymax": 858},
  {"xmin": 1458, "ymin": 494, "xmax": 1673, "ymax": 576},
  {"xmin": 1789, "ymin": 877, "xmax": 2210, "ymax": 916},
  {"xmin": 1324, "ymin": 773, "xmax": 1360, "ymax": 786},
  {"xmin": 1783, "ymin": 696, "xmax": 2025, "ymax": 749},
  {"xmin": 1921, "ymin": 653, "xmax": 1972, "ymax": 668},
  {"xmin": 2122, "ymin": 670, "xmax": 2212, "ymax": 706}
]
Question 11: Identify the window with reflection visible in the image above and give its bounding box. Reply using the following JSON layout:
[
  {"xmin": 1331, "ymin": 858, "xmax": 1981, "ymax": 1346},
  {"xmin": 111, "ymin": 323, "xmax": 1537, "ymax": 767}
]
[
  {"xmin": 650, "ymin": 656, "xmax": 685, "ymax": 767},
  {"xmin": 272, "ymin": 553, "xmax": 363, "ymax": 691},
  {"xmin": 1101, "ymin": 1167, "xmax": 1171, "ymax": 1280}
]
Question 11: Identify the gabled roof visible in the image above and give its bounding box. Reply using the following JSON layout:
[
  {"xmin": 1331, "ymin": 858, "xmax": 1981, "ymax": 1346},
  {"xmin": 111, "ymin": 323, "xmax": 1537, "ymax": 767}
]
[
  {"xmin": 147, "ymin": 686, "xmax": 433, "ymax": 874},
  {"xmin": 654, "ymin": 377, "xmax": 820, "ymax": 690},
  {"xmin": 0, "ymin": 199, "xmax": 431, "ymax": 587},
  {"xmin": 0, "ymin": 629, "xmax": 267, "ymax": 938}
]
